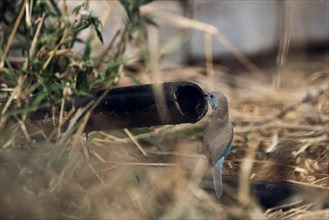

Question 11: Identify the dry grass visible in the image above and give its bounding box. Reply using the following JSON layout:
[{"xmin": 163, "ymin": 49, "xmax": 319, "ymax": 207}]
[
  {"xmin": 1, "ymin": 60, "xmax": 328, "ymax": 219},
  {"xmin": 1, "ymin": 1, "xmax": 329, "ymax": 219}
]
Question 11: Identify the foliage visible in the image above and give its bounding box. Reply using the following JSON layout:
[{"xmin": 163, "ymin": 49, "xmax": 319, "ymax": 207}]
[{"xmin": 0, "ymin": 0, "xmax": 153, "ymax": 131}]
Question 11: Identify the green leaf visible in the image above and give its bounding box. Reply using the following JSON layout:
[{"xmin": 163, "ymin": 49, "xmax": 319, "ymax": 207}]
[
  {"xmin": 49, "ymin": 0, "xmax": 62, "ymax": 17},
  {"xmin": 104, "ymin": 60, "xmax": 120, "ymax": 78},
  {"xmin": 34, "ymin": 0, "xmax": 56, "ymax": 17},
  {"xmin": 39, "ymin": 32, "xmax": 58, "ymax": 45},
  {"xmin": 138, "ymin": 0, "xmax": 154, "ymax": 7},
  {"xmin": 126, "ymin": 73, "xmax": 142, "ymax": 85},
  {"xmin": 6, "ymin": 102, "xmax": 50, "ymax": 117},
  {"xmin": 0, "ymin": 67, "xmax": 17, "ymax": 81},
  {"xmin": 83, "ymin": 37, "xmax": 91, "ymax": 60},
  {"xmin": 94, "ymin": 26, "xmax": 103, "ymax": 44},
  {"xmin": 31, "ymin": 92, "xmax": 48, "ymax": 107},
  {"xmin": 72, "ymin": 4, "xmax": 83, "ymax": 15},
  {"xmin": 143, "ymin": 16, "xmax": 157, "ymax": 27}
]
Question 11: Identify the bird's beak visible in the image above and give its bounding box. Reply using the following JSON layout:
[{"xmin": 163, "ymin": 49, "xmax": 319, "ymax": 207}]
[{"xmin": 203, "ymin": 94, "xmax": 208, "ymax": 98}]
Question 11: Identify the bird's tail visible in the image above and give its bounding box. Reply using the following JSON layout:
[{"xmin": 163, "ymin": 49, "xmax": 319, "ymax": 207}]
[{"xmin": 212, "ymin": 157, "xmax": 224, "ymax": 198}]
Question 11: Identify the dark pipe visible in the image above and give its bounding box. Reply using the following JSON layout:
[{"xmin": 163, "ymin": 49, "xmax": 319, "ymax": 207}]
[
  {"xmin": 202, "ymin": 176, "xmax": 329, "ymax": 209},
  {"xmin": 28, "ymin": 81, "xmax": 208, "ymax": 133}
]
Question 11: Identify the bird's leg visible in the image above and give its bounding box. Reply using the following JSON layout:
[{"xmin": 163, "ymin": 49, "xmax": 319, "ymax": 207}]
[{"xmin": 212, "ymin": 156, "xmax": 225, "ymax": 198}]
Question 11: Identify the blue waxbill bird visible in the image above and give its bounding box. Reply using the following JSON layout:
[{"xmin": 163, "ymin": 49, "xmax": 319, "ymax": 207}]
[{"xmin": 203, "ymin": 91, "xmax": 233, "ymax": 198}]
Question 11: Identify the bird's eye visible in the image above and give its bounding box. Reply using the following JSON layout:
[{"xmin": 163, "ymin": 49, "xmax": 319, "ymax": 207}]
[{"xmin": 210, "ymin": 94, "xmax": 214, "ymax": 99}]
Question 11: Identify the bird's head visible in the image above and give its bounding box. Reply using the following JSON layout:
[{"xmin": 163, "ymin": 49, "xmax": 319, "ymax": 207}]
[{"xmin": 205, "ymin": 91, "xmax": 228, "ymax": 111}]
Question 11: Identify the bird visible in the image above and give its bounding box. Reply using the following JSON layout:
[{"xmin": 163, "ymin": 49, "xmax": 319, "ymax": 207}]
[{"xmin": 203, "ymin": 91, "xmax": 233, "ymax": 198}]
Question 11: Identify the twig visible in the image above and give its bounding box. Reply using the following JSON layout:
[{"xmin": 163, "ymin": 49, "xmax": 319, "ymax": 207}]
[
  {"xmin": 150, "ymin": 151, "xmax": 205, "ymax": 159},
  {"xmin": 88, "ymin": 163, "xmax": 107, "ymax": 186},
  {"xmin": 105, "ymin": 161, "xmax": 179, "ymax": 167},
  {"xmin": 90, "ymin": 150, "xmax": 106, "ymax": 163},
  {"xmin": 280, "ymin": 203, "xmax": 314, "ymax": 220},
  {"xmin": 97, "ymin": 30, "xmax": 121, "ymax": 70},
  {"xmin": 274, "ymin": 31, "xmax": 290, "ymax": 88},
  {"xmin": 0, "ymin": 0, "xmax": 28, "ymax": 68},
  {"xmin": 57, "ymin": 98, "xmax": 66, "ymax": 139},
  {"xmin": 311, "ymin": 176, "xmax": 329, "ymax": 185},
  {"xmin": 238, "ymin": 135, "xmax": 260, "ymax": 206},
  {"xmin": 14, "ymin": 116, "xmax": 31, "ymax": 142},
  {"xmin": 284, "ymin": 179, "xmax": 329, "ymax": 189},
  {"xmin": 70, "ymin": 110, "xmax": 93, "ymax": 161},
  {"xmin": 276, "ymin": 85, "xmax": 329, "ymax": 119},
  {"xmin": 265, "ymin": 132, "xmax": 279, "ymax": 153},
  {"xmin": 204, "ymin": 33, "xmax": 214, "ymax": 90},
  {"xmin": 58, "ymin": 101, "xmax": 94, "ymax": 145},
  {"xmin": 271, "ymin": 123, "xmax": 327, "ymax": 132},
  {"xmin": 124, "ymin": 128, "xmax": 148, "ymax": 157},
  {"xmin": 24, "ymin": 13, "xmax": 46, "ymax": 69},
  {"xmin": 97, "ymin": 165, "xmax": 119, "ymax": 173},
  {"xmin": 265, "ymin": 199, "xmax": 303, "ymax": 215}
]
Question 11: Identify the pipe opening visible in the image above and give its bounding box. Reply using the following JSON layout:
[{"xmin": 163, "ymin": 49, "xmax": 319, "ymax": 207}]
[{"xmin": 176, "ymin": 85, "xmax": 206, "ymax": 118}]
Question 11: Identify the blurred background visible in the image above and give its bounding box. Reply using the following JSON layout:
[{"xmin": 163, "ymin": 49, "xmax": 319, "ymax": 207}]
[{"xmin": 70, "ymin": 0, "xmax": 328, "ymax": 67}]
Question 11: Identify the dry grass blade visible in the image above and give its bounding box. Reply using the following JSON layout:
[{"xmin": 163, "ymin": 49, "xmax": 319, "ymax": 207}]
[
  {"xmin": 105, "ymin": 162, "xmax": 179, "ymax": 167},
  {"xmin": 90, "ymin": 150, "xmax": 106, "ymax": 163},
  {"xmin": 265, "ymin": 132, "xmax": 279, "ymax": 153},
  {"xmin": 124, "ymin": 128, "xmax": 148, "ymax": 157},
  {"xmin": 205, "ymin": 33, "xmax": 215, "ymax": 90},
  {"xmin": 97, "ymin": 30, "xmax": 121, "ymax": 69},
  {"xmin": 14, "ymin": 116, "xmax": 31, "ymax": 142},
  {"xmin": 0, "ymin": 0, "xmax": 28, "ymax": 68},
  {"xmin": 58, "ymin": 101, "xmax": 94, "ymax": 145},
  {"xmin": 28, "ymin": 13, "xmax": 45, "ymax": 60},
  {"xmin": 275, "ymin": 32, "xmax": 290, "ymax": 88},
  {"xmin": 294, "ymin": 209, "xmax": 329, "ymax": 220},
  {"xmin": 238, "ymin": 135, "xmax": 260, "ymax": 206},
  {"xmin": 276, "ymin": 84, "xmax": 329, "ymax": 119},
  {"xmin": 88, "ymin": 163, "xmax": 107, "ymax": 186}
]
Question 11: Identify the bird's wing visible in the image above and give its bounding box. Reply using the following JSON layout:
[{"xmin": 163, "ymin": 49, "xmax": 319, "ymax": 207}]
[{"xmin": 203, "ymin": 121, "xmax": 233, "ymax": 166}]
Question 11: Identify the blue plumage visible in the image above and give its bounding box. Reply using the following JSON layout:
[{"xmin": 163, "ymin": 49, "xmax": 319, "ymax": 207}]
[{"xmin": 212, "ymin": 144, "xmax": 232, "ymax": 198}]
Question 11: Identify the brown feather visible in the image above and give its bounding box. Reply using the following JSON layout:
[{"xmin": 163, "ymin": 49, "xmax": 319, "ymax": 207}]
[{"xmin": 203, "ymin": 91, "xmax": 233, "ymax": 167}]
